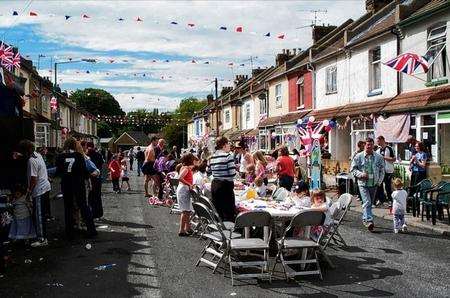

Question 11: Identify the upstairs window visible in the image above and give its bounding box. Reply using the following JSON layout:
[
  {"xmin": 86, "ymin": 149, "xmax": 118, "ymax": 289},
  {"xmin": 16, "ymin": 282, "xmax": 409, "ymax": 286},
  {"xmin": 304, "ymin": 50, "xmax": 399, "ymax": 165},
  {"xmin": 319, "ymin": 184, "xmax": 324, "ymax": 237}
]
[
  {"xmin": 275, "ymin": 84, "xmax": 282, "ymax": 108},
  {"xmin": 426, "ymin": 24, "xmax": 447, "ymax": 81},
  {"xmin": 326, "ymin": 66, "xmax": 337, "ymax": 94},
  {"xmin": 369, "ymin": 47, "xmax": 381, "ymax": 92},
  {"xmin": 259, "ymin": 93, "xmax": 268, "ymax": 115},
  {"xmin": 225, "ymin": 110, "xmax": 231, "ymax": 124},
  {"xmin": 245, "ymin": 103, "xmax": 251, "ymax": 122},
  {"xmin": 296, "ymin": 77, "xmax": 305, "ymax": 108}
]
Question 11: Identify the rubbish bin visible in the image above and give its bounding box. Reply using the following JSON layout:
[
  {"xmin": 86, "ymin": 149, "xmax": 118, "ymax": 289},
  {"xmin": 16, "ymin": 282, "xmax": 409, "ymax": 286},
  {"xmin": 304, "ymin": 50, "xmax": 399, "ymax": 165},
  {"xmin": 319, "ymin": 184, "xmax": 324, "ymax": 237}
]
[{"xmin": 336, "ymin": 172, "xmax": 353, "ymax": 195}]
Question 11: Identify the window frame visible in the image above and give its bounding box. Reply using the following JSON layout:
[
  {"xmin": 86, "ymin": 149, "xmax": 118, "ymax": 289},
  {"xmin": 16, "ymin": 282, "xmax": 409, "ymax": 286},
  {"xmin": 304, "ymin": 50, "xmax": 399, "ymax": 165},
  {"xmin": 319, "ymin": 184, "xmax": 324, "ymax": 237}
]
[
  {"xmin": 245, "ymin": 103, "xmax": 251, "ymax": 122},
  {"xmin": 224, "ymin": 109, "xmax": 231, "ymax": 124},
  {"xmin": 35, "ymin": 123, "xmax": 50, "ymax": 147},
  {"xmin": 369, "ymin": 46, "xmax": 382, "ymax": 92},
  {"xmin": 426, "ymin": 24, "xmax": 447, "ymax": 81},
  {"xmin": 275, "ymin": 84, "xmax": 282, "ymax": 108},
  {"xmin": 296, "ymin": 77, "xmax": 305, "ymax": 108},
  {"xmin": 326, "ymin": 66, "xmax": 337, "ymax": 94}
]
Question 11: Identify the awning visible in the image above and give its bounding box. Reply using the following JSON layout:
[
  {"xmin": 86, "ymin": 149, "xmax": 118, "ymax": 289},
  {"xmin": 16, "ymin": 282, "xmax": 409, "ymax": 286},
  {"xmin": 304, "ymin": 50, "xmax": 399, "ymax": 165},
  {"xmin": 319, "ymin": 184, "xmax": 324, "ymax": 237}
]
[
  {"xmin": 382, "ymin": 85, "xmax": 450, "ymax": 113},
  {"xmin": 336, "ymin": 97, "xmax": 392, "ymax": 118},
  {"xmin": 308, "ymin": 106, "xmax": 343, "ymax": 121}
]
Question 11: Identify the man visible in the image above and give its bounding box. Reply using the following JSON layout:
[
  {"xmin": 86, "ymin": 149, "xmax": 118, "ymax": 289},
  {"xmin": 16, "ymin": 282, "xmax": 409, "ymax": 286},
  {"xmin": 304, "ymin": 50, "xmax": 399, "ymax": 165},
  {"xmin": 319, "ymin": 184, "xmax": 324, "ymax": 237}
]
[
  {"xmin": 135, "ymin": 146, "xmax": 145, "ymax": 176},
  {"xmin": 351, "ymin": 137, "xmax": 385, "ymax": 231},
  {"xmin": 376, "ymin": 136, "xmax": 395, "ymax": 206},
  {"xmin": 406, "ymin": 135, "xmax": 417, "ymax": 160},
  {"xmin": 142, "ymin": 137, "xmax": 158, "ymax": 197},
  {"xmin": 18, "ymin": 140, "xmax": 51, "ymax": 247},
  {"xmin": 128, "ymin": 147, "xmax": 135, "ymax": 171},
  {"xmin": 56, "ymin": 138, "xmax": 97, "ymax": 239},
  {"xmin": 86, "ymin": 142, "xmax": 104, "ymax": 219}
]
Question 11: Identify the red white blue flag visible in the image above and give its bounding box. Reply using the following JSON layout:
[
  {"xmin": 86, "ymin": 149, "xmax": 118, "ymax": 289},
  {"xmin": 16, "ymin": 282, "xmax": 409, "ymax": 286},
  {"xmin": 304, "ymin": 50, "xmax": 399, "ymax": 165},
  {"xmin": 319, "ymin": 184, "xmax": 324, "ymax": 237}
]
[{"xmin": 384, "ymin": 53, "xmax": 429, "ymax": 75}]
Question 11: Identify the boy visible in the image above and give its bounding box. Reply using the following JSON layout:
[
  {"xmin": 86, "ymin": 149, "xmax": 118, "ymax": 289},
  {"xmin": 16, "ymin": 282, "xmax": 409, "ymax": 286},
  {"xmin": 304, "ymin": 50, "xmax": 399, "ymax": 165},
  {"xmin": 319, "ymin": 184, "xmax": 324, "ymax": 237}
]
[{"xmin": 392, "ymin": 178, "xmax": 408, "ymax": 233}]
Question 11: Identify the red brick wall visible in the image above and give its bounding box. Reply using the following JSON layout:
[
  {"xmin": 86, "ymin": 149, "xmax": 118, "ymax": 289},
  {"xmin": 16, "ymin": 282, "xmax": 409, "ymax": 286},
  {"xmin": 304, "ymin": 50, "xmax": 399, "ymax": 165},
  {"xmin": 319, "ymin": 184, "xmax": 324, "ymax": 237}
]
[{"xmin": 288, "ymin": 71, "xmax": 312, "ymax": 112}]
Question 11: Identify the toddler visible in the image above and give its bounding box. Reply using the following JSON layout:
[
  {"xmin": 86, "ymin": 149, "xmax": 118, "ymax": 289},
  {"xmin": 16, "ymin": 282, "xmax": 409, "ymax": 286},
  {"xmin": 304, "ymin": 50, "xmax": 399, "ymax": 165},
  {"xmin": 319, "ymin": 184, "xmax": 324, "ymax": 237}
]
[
  {"xmin": 290, "ymin": 180, "xmax": 311, "ymax": 208},
  {"xmin": 246, "ymin": 164, "xmax": 256, "ymax": 184},
  {"xmin": 108, "ymin": 154, "xmax": 121, "ymax": 193},
  {"xmin": 9, "ymin": 184, "xmax": 36, "ymax": 241},
  {"xmin": 121, "ymin": 159, "xmax": 131, "ymax": 191},
  {"xmin": 391, "ymin": 178, "xmax": 407, "ymax": 233},
  {"xmin": 310, "ymin": 189, "xmax": 331, "ymax": 241},
  {"xmin": 254, "ymin": 177, "xmax": 266, "ymax": 197}
]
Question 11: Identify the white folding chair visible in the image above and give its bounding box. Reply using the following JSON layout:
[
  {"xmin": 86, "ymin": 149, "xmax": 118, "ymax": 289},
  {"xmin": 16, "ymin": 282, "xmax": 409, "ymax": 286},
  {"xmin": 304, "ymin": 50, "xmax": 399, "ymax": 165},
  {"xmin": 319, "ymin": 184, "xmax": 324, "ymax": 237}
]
[
  {"xmin": 272, "ymin": 210, "xmax": 326, "ymax": 281},
  {"xmin": 320, "ymin": 193, "xmax": 352, "ymax": 250},
  {"xmin": 169, "ymin": 178, "xmax": 181, "ymax": 214},
  {"xmin": 228, "ymin": 210, "xmax": 272, "ymax": 286}
]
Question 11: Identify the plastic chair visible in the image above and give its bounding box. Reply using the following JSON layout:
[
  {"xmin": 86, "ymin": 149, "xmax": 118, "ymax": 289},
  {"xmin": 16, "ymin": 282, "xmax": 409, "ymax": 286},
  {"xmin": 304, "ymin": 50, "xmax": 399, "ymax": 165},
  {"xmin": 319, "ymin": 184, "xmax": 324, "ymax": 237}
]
[
  {"xmin": 407, "ymin": 179, "xmax": 432, "ymax": 217},
  {"xmin": 319, "ymin": 193, "xmax": 353, "ymax": 250},
  {"xmin": 271, "ymin": 210, "xmax": 328, "ymax": 281},
  {"xmin": 436, "ymin": 182, "xmax": 450, "ymax": 224},
  {"xmin": 228, "ymin": 210, "xmax": 272, "ymax": 286},
  {"xmin": 169, "ymin": 178, "xmax": 180, "ymax": 214}
]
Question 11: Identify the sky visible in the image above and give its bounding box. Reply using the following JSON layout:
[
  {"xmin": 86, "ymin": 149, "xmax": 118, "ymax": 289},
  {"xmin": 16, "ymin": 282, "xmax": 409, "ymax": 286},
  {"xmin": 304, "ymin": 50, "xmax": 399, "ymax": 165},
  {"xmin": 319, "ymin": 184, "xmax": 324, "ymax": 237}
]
[{"xmin": 0, "ymin": 0, "xmax": 366, "ymax": 112}]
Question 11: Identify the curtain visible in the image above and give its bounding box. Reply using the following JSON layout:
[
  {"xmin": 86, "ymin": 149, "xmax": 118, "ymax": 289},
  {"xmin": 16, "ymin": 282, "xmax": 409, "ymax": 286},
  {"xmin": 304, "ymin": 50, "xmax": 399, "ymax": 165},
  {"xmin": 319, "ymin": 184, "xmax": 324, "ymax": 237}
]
[{"xmin": 375, "ymin": 114, "xmax": 410, "ymax": 143}]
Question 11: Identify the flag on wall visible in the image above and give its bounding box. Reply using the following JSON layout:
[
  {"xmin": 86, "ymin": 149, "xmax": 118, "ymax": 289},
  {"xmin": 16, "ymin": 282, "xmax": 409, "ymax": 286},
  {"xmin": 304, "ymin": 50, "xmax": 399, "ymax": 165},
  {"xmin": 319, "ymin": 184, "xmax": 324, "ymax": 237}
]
[{"xmin": 384, "ymin": 53, "xmax": 429, "ymax": 75}]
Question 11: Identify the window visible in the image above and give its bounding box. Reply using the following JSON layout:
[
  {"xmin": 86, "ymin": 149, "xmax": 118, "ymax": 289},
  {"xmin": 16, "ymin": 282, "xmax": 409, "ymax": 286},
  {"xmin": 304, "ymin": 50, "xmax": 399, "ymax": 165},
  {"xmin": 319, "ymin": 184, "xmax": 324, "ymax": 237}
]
[
  {"xmin": 41, "ymin": 95, "xmax": 49, "ymax": 113},
  {"xmin": 225, "ymin": 110, "xmax": 230, "ymax": 123},
  {"xmin": 425, "ymin": 24, "xmax": 447, "ymax": 81},
  {"xmin": 259, "ymin": 93, "xmax": 267, "ymax": 115},
  {"xmin": 35, "ymin": 123, "xmax": 50, "ymax": 147},
  {"xmin": 245, "ymin": 103, "xmax": 251, "ymax": 122},
  {"xmin": 396, "ymin": 115, "xmax": 416, "ymax": 161},
  {"xmin": 326, "ymin": 66, "xmax": 337, "ymax": 93},
  {"xmin": 296, "ymin": 77, "xmax": 304, "ymax": 108},
  {"xmin": 275, "ymin": 84, "xmax": 282, "ymax": 108},
  {"xmin": 351, "ymin": 119, "xmax": 374, "ymax": 154},
  {"xmin": 420, "ymin": 114, "xmax": 437, "ymax": 161},
  {"xmin": 369, "ymin": 47, "xmax": 381, "ymax": 91}
]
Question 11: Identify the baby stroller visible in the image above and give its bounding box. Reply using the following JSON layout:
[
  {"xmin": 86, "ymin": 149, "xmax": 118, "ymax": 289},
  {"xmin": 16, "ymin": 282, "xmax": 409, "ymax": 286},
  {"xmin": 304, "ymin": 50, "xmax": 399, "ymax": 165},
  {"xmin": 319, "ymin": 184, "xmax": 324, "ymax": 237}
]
[{"xmin": 0, "ymin": 194, "xmax": 13, "ymax": 273}]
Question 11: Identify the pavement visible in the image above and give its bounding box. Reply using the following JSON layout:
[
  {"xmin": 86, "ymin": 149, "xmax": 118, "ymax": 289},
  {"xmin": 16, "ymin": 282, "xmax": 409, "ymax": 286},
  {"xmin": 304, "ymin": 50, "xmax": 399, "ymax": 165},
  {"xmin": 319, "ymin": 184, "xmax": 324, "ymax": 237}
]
[{"xmin": 1, "ymin": 170, "xmax": 449, "ymax": 297}]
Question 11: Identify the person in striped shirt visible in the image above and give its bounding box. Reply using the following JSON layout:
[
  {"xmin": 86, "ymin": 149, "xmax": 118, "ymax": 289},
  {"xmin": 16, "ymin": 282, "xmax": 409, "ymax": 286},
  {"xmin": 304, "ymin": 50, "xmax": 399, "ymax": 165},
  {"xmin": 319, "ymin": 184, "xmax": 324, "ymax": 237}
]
[{"xmin": 209, "ymin": 137, "xmax": 237, "ymax": 221}]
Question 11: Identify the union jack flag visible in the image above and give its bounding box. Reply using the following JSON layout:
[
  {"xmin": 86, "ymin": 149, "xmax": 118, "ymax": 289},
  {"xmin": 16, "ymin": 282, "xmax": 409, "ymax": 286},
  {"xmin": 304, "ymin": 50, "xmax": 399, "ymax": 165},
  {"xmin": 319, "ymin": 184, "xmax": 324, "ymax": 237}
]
[
  {"xmin": 384, "ymin": 52, "xmax": 429, "ymax": 75},
  {"xmin": 0, "ymin": 43, "xmax": 21, "ymax": 71}
]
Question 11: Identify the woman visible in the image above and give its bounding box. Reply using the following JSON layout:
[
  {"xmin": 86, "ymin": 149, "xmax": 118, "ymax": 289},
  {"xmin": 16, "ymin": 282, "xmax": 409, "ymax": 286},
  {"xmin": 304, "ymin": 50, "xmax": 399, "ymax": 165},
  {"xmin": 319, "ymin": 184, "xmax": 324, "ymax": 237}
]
[
  {"xmin": 276, "ymin": 146, "xmax": 295, "ymax": 191},
  {"xmin": 409, "ymin": 141, "xmax": 427, "ymax": 188},
  {"xmin": 177, "ymin": 153, "xmax": 196, "ymax": 236},
  {"xmin": 253, "ymin": 151, "xmax": 268, "ymax": 185},
  {"xmin": 209, "ymin": 137, "xmax": 236, "ymax": 221}
]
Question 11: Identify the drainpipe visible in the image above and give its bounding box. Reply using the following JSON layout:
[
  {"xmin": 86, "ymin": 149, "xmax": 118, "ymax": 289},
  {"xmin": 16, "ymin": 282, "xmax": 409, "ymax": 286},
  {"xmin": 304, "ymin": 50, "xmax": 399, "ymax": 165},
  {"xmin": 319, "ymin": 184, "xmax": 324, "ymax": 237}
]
[
  {"xmin": 306, "ymin": 63, "xmax": 316, "ymax": 109},
  {"xmin": 391, "ymin": 27, "xmax": 401, "ymax": 96}
]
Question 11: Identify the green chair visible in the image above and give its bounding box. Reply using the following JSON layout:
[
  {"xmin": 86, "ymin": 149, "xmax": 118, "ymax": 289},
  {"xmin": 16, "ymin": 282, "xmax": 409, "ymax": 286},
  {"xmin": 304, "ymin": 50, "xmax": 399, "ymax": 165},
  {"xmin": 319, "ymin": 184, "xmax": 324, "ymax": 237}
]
[
  {"xmin": 436, "ymin": 183, "xmax": 450, "ymax": 224},
  {"xmin": 407, "ymin": 179, "xmax": 432, "ymax": 218}
]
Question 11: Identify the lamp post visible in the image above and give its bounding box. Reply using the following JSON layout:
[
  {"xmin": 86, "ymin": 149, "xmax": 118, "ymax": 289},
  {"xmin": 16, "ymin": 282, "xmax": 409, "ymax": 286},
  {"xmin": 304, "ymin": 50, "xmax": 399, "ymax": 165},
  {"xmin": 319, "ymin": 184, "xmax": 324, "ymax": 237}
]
[{"xmin": 53, "ymin": 58, "xmax": 96, "ymax": 88}]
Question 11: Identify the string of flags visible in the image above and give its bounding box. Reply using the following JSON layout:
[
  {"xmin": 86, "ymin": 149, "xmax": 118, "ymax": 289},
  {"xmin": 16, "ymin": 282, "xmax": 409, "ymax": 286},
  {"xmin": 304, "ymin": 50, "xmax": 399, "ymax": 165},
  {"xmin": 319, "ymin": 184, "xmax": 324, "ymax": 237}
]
[{"xmin": 9, "ymin": 10, "xmax": 289, "ymax": 40}]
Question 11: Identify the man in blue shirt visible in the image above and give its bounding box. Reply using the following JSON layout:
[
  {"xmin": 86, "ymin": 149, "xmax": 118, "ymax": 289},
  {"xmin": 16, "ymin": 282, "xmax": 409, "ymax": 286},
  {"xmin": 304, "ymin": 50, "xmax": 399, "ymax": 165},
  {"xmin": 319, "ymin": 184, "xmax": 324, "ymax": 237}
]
[{"xmin": 351, "ymin": 138, "xmax": 385, "ymax": 231}]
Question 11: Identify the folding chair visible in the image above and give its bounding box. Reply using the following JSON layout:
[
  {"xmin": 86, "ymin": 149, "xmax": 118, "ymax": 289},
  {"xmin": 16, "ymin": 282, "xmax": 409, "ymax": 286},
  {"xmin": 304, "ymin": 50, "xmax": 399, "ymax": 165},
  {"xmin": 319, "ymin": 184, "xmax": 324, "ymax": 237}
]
[
  {"xmin": 196, "ymin": 195, "xmax": 235, "ymax": 232},
  {"xmin": 272, "ymin": 210, "xmax": 326, "ymax": 281},
  {"xmin": 169, "ymin": 178, "xmax": 181, "ymax": 214},
  {"xmin": 193, "ymin": 202, "xmax": 230, "ymax": 274},
  {"xmin": 320, "ymin": 193, "xmax": 353, "ymax": 250},
  {"xmin": 228, "ymin": 210, "xmax": 272, "ymax": 286}
]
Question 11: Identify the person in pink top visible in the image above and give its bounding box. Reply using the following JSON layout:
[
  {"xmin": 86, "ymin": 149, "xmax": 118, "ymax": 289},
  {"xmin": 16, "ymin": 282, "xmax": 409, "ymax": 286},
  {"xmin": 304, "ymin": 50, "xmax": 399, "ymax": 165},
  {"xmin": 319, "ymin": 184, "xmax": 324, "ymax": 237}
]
[
  {"xmin": 176, "ymin": 153, "xmax": 197, "ymax": 236},
  {"xmin": 253, "ymin": 151, "xmax": 268, "ymax": 185}
]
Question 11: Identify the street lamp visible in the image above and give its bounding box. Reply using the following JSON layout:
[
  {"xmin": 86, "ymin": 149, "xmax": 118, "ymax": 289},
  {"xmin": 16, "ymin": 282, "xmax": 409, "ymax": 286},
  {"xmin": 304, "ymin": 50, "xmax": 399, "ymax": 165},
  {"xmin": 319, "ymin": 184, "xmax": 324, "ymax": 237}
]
[{"xmin": 54, "ymin": 58, "xmax": 96, "ymax": 88}]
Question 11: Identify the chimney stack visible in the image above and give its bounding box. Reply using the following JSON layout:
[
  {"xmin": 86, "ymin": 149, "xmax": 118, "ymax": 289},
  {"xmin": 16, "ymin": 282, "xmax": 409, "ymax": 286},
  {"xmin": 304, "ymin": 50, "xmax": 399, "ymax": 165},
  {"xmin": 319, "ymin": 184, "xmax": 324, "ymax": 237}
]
[
  {"xmin": 365, "ymin": 0, "xmax": 392, "ymax": 14},
  {"xmin": 252, "ymin": 67, "xmax": 264, "ymax": 78},
  {"xmin": 312, "ymin": 25, "xmax": 337, "ymax": 44},
  {"xmin": 221, "ymin": 86, "xmax": 233, "ymax": 96},
  {"xmin": 275, "ymin": 49, "xmax": 295, "ymax": 67}
]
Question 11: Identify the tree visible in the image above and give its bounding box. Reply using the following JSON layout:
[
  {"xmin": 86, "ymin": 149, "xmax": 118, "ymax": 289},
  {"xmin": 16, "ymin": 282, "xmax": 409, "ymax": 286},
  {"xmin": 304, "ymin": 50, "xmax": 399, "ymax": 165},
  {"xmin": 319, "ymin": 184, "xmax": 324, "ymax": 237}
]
[
  {"xmin": 162, "ymin": 97, "xmax": 207, "ymax": 149},
  {"xmin": 69, "ymin": 88, "xmax": 125, "ymax": 116}
]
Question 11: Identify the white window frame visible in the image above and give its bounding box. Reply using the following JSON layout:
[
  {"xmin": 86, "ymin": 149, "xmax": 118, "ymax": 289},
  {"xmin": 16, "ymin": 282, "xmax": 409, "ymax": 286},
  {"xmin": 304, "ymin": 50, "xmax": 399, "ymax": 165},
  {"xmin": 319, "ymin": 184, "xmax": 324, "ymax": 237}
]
[
  {"xmin": 224, "ymin": 110, "xmax": 231, "ymax": 124},
  {"xmin": 35, "ymin": 123, "xmax": 50, "ymax": 147},
  {"xmin": 275, "ymin": 84, "xmax": 282, "ymax": 108},
  {"xmin": 245, "ymin": 103, "xmax": 251, "ymax": 122},
  {"xmin": 296, "ymin": 77, "xmax": 305, "ymax": 108},
  {"xmin": 259, "ymin": 94, "xmax": 267, "ymax": 116},
  {"xmin": 426, "ymin": 24, "xmax": 447, "ymax": 81},
  {"xmin": 41, "ymin": 95, "xmax": 49, "ymax": 114},
  {"xmin": 350, "ymin": 119, "xmax": 374, "ymax": 155},
  {"xmin": 369, "ymin": 46, "xmax": 382, "ymax": 92},
  {"xmin": 326, "ymin": 66, "xmax": 337, "ymax": 94}
]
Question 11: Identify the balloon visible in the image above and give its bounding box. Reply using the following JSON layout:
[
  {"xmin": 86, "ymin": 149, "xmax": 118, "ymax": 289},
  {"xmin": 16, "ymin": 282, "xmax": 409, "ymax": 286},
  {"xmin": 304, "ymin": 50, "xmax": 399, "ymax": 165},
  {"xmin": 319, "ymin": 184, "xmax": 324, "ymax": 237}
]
[
  {"xmin": 308, "ymin": 116, "xmax": 315, "ymax": 123},
  {"xmin": 324, "ymin": 126, "xmax": 332, "ymax": 132},
  {"xmin": 329, "ymin": 120, "xmax": 336, "ymax": 128},
  {"xmin": 297, "ymin": 119, "xmax": 303, "ymax": 125},
  {"xmin": 322, "ymin": 119, "xmax": 329, "ymax": 127}
]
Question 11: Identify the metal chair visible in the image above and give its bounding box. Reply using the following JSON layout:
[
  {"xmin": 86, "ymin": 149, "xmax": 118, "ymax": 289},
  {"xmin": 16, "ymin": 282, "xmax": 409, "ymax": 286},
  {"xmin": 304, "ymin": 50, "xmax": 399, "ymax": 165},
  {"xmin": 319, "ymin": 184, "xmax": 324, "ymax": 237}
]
[
  {"xmin": 193, "ymin": 202, "xmax": 230, "ymax": 274},
  {"xmin": 319, "ymin": 193, "xmax": 353, "ymax": 250},
  {"xmin": 272, "ymin": 210, "xmax": 327, "ymax": 281},
  {"xmin": 169, "ymin": 178, "xmax": 180, "ymax": 214},
  {"xmin": 196, "ymin": 195, "xmax": 235, "ymax": 232},
  {"xmin": 228, "ymin": 210, "xmax": 272, "ymax": 286}
]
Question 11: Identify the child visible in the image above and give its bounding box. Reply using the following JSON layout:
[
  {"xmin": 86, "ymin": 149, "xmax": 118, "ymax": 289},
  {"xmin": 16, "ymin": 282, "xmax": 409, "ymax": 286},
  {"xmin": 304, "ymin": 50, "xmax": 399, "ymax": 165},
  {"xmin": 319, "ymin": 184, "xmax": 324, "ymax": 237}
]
[
  {"xmin": 121, "ymin": 159, "xmax": 131, "ymax": 191},
  {"xmin": 108, "ymin": 154, "xmax": 121, "ymax": 193},
  {"xmin": 310, "ymin": 189, "xmax": 331, "ymax": 241},
  {"xmin": 193, "ymin": 160, "xmax": 208, "ymax": 189},
  {"xmin": 290, "ymin": 180, "xmax": 311, "ymax": 208},
  {"xmin": 246, "ymin": 164, "xmax": 256, "ymax": 184},
  {"xmin": 9, "ymin": 184, "xmax": 36, "ymax": 242},
  {"xmin": 177, "ymin": 153, "xmax": 196, "ymax": 237},
  {"xmin": 392, "ymin": 178, "xmax": 407, "ymax": 233},
  {"xmin": 255, "ymin": 177, "xmax": 266, "ymax": 197}
]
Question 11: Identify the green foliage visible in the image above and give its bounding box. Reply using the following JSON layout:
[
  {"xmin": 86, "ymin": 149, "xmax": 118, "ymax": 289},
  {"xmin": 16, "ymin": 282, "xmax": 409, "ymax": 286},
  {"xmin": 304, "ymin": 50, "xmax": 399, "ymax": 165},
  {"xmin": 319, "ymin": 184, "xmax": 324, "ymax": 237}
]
[{"xmin": 69, "ymin": 88, "xmax": 125, "ymax": 116}]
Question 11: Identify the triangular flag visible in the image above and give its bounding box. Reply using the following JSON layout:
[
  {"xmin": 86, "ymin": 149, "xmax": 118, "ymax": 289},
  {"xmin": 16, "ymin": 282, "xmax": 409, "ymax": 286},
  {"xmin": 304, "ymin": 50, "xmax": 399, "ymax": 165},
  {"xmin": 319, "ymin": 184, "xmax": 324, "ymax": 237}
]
[
  {"xmin": 240, "ymin": 64, "xmax": 245, "ymax": 67},
  {"xmin": 82, "ymin": 14, "xmax": 90, "ymax": 19},
  {"xmin": 152, "ymin": 59, "xmax": 156, "ymax": 62},
  {"xmin": 109, "ymin": 59, "xmax": 115, "ymax": 63},
  {"xmin": 277, "ymin": 34, "xmax": 285, "ymax": 39},
  {"xmin": 204, "ymin": 61, "xmax": 210, "ymax": 64},
  {"xmin": 12, "ymin": 11, "xmax": 18, "ymax": 16},
  {"xmin": 118, "ymin": 18, "xmax": 124, "ymax": 21},
  {"xmin": 65, "ymin": 15, "xmax": 71, "ymax": 20},
  {"xmin": 165, "ymin": 59, "xmax": 169, "ymax": 62},
  {"xmin": 219, "ymin": 26, "xmax": 227, "ymax": 30},
  {"xmin": 228, "ymin": 62, "xmax": 234, "ymax": 66},
  {"xmin": 236, "ymin": 26, "xmax": 243, "ymax": 32},
  {"xmin": 86, "ymin": 70, "xmax": 90, "ymax": 74},
  {"xmin": 136, "ymin": 17, "xmax": 143, "ymax": 22},
  {"xmin": 187, "ymin": 23, "xmax": 195, "ymax": 27},
  {"xmin": 191, "ymin": 59, "xmax": 196, "ymax": 63},
  {"xmin": 265, "ymin": 32, "xmax": 270, "ymax": 37},
  {"xmin": 29, "ymin": 11, "xmax": 38, "ymax": 16},
  {"xmin": 170, "ymin": 21, "xmax": 178, "ymax": 25}
]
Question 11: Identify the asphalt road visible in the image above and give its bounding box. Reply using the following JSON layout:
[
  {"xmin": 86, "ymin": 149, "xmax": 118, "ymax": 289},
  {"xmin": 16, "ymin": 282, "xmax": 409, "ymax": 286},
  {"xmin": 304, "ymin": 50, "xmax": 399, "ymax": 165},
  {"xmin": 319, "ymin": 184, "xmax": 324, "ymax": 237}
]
[{"xmin": 1, "ymin": 170, "xmax": 449, "ymax": 298}]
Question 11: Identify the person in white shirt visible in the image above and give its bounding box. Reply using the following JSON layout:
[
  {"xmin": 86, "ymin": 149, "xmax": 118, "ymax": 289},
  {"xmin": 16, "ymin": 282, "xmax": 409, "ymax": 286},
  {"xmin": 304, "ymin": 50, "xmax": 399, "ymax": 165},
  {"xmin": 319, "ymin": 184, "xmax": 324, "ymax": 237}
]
[
  {"xmin": 376, "ymin": 135, "xmax": 396, "ymax": 206},
  {"xmin": 391, "ymin": 178, "xmax": 407, "ymax": 234},
  {"xmin": 193, "ymin": 160, "xmax": 208, "ymax": 189},
  {"xmin": 18, "ymin": 140, "xmax": 51, "ymax": 247}
]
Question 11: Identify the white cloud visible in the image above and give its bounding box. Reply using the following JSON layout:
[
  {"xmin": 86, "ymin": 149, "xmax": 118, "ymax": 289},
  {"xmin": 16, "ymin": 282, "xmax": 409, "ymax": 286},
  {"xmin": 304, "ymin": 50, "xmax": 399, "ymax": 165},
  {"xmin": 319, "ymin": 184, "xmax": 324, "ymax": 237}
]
[{"xmin": 114, "ymin": 93, "xmax": 181, "ymax": 112}]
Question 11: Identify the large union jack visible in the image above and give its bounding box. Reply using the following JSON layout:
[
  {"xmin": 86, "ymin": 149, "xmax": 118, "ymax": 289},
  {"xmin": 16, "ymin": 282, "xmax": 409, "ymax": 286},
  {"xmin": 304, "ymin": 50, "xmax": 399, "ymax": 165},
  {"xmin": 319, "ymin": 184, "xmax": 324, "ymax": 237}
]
[
  {"xmin": 0, "ymin": 42, "xmax": 21, "ymax": 71},
  {"xmin": 384, "ymin": 52, "xmax": 429, "ymax": 75}
]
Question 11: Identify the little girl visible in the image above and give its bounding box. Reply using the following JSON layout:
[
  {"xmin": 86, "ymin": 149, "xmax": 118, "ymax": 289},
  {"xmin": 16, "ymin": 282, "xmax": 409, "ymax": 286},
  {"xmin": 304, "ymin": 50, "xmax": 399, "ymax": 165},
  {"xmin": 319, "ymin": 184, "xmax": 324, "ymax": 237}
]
[
  {"xmin": 108, "ymin": 154, "xmax": 121, "ymax": 193},
  {"xmin": 246, "ymin": 164, "xmax": 256, "ymax": 184},
  {"xmin": 9, "ymin": 184, "xmax": 36, "ymax": 242},
  {"xmin": 254, "ymin": 177, "xmax": 266, "ymax": 197},
  {"xmin": 392, "ymin": 178, "xmax": 407, "ymax": 233},
  {"xmin": 290, "ymin": 180, "xmax": 311, "ymax": 208},
  {"xmin": 310, "ymin": 189, "xmax": 331, "ymax": 241},
  {"xmin": 177, "ymin": 153, "xmax": 196, "ymax": 237},
  {"xmin": 121, "ymin": 158, "xmax": 131, "ymax": 191}
]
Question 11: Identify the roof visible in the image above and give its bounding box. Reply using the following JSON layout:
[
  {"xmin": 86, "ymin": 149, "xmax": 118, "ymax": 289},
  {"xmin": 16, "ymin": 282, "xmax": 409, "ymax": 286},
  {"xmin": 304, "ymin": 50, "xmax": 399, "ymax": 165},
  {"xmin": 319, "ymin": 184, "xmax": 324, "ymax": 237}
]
[
  {"xmin": 258, "ymin": 110, "xmax": 311, "ymax": 127},
  {"xmin": 336, "ymin": 97, "xmax": 393, "ymax": 118},
  {"xmin": 114, "ymin": 131, "xmax": 149, "ymax": 145},
  {"xmin": 382, "ymin": 85, "xmax": 450, "ymax": 113},
  {"xmin": 100, "ymin": 137, "xmax": 113, "ymax": 143},
  {"xmin": 309, "ymin": 106, "xmax": 345, "ymax": 121},
  {"xmin": 407, "ymin": 0, "xmax": 449, "ymax": 20},
  {"xmin": 251, "ymin": 67, "xmax": 278, "ymax": 94}
]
